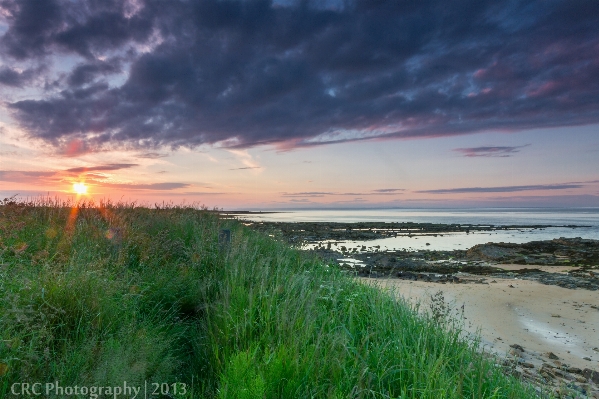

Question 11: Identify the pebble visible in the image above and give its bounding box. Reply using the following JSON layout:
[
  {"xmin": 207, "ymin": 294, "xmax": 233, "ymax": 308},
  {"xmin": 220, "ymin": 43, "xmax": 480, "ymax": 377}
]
[
  {"xmin": 510, "ymin": 347, "xmax": 526, "ymax": 358},
  {"xmin": 510, "ymin": 344, "xmax": 525, "ymax": 352},
  {"xmin": 546, "ymin": 352, "xmax": 560, "ymax": 360}
]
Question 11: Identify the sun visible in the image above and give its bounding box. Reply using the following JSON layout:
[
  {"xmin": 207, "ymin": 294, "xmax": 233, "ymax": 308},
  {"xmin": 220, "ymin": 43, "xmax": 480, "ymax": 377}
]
[{"xmin": 73, "ymin": 182, "xmax": 88, "ymax": 195}]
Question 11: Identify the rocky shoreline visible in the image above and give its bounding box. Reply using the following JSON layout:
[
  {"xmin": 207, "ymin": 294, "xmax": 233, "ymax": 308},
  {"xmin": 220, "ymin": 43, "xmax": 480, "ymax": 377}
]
[
  {"xmin": 244, "ymin": 220, "xmax": 590, "ymax": 243},
  {"xmin": 497, "ymin": 345, "xmax": 599, "ymax": 398},
  {"xmin": 244, "ymin": 221, "xmax": 599, "ymax": 291},
  {"xmin": 308, "ymin": 238, "xmax": 599, "ymax": 291}
]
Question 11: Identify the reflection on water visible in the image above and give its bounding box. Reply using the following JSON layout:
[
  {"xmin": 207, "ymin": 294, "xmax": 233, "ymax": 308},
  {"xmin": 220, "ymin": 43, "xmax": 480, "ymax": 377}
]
[
  {"xmin": 238, "ymin": 208, "xmax": 599, "ymax": 225},
  {"xmin": 303, "ymin": 227, "xmax": 597, "ymax": 252},
  {"xmin": 237, "ymin": 208, "xmax": 599, "ymax": 251}
]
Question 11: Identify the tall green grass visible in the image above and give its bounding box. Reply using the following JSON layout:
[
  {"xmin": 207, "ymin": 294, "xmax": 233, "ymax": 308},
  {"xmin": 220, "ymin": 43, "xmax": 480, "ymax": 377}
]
[{"xmin": 0, "ymin": 198, "xmax": 541, "ymax": 398}]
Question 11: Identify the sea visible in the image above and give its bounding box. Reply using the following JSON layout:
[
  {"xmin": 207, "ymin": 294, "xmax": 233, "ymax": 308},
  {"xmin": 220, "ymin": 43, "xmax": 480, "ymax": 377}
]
[{"xmin": 234, "ymin": 208, "xmax": 599, "ymax": 252}]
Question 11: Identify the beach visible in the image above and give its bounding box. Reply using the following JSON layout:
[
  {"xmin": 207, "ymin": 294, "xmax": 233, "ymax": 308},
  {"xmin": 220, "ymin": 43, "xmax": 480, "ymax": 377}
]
[{"xmin": 363, "ymin": 276, "xmax": 599, "ymax": 370}]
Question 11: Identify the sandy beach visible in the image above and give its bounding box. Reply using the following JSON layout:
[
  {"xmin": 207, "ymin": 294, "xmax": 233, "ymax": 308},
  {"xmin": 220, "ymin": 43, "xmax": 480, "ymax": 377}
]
[{"xmin": 362, "ymin": 275, "xmax": 599, "ymax": 372}]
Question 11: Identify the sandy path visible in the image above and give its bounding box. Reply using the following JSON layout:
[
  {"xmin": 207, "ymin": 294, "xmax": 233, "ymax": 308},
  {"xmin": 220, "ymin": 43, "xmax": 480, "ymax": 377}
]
[{"xmin": 362, "ymin": 276, "xmax": 599, "ymax": 371}]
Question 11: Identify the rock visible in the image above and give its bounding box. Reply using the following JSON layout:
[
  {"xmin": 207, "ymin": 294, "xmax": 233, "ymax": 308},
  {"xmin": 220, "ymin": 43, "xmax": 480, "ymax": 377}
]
[
  {"xmin": 584, "ymin": 357, "xmax": 592, "ymax": 361},
  {"xmin": 583, "ymin": 368, "xmax": 599, "ymax": 384},
  {"xmin": 510, "ymin": 344, "xmax": 525, "ymax": 352},
  {"xmin": 466, "ymin": 244, "xmax": 519, "ymax": 261},
  {"xmin": 567, "ymin": 366, "xmax": 582, "ymax": 374},
  {"xmin": 546, "ymin": 352, "xmax": 559, "ymax": 360},
  {"xmin": 520, "ymin": 362, "xmax": 534, "ymax": 369},
  {"xmin": 509, "ymin": 348, "xmax": 523, "ymax": 357},
  {"xmin": 554, "ymin": 368, "xmax": 575, "ymax": 381},
  {"xmin": 541, "ymin": 369, "xmax": 556, "ymax": 380}
]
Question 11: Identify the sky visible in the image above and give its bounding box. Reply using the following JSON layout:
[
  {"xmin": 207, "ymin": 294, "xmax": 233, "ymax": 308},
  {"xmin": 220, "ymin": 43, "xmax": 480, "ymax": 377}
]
[{"xmin": 0, "ymin": 0, "xmax": 598, "ymax": 209}]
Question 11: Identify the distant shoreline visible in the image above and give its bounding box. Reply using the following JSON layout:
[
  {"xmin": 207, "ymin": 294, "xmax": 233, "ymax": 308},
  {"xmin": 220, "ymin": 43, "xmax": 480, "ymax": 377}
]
[{"xmin": 219, "ymin": 210, "xmax": 287, "ymax": 214}]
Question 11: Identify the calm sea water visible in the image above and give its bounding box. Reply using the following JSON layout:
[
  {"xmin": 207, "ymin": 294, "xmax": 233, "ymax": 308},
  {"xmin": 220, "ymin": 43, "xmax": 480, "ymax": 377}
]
[{"xmin": 236, "ymin": 208, "xmax": 599, "ymax": 251}]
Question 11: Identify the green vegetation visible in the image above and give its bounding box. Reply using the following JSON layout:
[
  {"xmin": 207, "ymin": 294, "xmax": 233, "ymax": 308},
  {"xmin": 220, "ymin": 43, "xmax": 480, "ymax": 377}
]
[{"xmin": 0, "ymin": 199, "xmax": 540, "ymax": 398}]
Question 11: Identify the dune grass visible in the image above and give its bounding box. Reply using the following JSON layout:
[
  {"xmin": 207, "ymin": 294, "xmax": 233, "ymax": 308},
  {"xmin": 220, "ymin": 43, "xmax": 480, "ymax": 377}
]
[{"xmin": 0, "ymin": 198, "xmax": 541, "ymax": 398}]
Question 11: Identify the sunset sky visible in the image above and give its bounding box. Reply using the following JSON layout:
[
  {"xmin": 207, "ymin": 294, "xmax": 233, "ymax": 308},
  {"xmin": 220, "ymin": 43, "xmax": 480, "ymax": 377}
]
[{"xmin": 1, "ymin": 0, "xmax": 598, "ymax": 209}]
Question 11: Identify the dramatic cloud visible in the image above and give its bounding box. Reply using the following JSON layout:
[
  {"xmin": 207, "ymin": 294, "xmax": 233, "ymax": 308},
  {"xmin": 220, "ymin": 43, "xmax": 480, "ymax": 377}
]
[
  {"xmin": 2, "ymin": 0, "xmax": 599, "ymax": 151},
  {"xmin": 416, "ymin": 183, "xmax": 586, "ymax": 194},
  {"xmin": 0, "ymin": 65, "xmax": 43, "ymax": 87},
  {"xmin": 372, "ymin": 188, "xmax": 405, "ymax": 193},
  {"xmin": 453, "ymin": 144, "xmax": 530, "ymax": 158},
  {"xmin": 0, "ymin": 66, "xmax": 27, "ymax": 86},
  {"xmin": 137, "ymin": 152, "xmax": 167, "ymax": 159},
  {"xmin": 65, "ymin": 163, "xmax": 138, "ymax": 173},
  {"xmin": 66, "ymin": 59, "xmax": 122, "ymax": 87}
]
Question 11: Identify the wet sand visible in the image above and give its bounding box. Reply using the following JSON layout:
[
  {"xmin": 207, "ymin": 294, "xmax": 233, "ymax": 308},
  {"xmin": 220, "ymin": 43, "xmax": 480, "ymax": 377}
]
[{"xmin": 362, "ymin": 275, "xmax": 599, "ymax": 372}]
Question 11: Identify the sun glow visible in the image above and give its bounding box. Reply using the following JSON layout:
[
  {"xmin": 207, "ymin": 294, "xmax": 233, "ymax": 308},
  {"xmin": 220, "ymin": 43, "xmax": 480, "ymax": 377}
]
[{"xmin": 73, "ymin": 182, "xmax": 88, "ymax": 195}]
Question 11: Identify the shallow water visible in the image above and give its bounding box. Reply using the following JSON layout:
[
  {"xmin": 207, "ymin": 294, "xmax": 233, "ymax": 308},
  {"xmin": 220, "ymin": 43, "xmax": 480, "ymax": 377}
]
[{"xmin": 237, "ymin": 208, "xmax": 599, "ymax": 251}]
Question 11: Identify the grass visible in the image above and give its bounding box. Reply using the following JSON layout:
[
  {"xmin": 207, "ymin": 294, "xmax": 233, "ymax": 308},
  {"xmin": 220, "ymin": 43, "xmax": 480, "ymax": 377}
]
[{"xmin": 0, "ymin": 198, "xmax": 542, "ymax": 398}]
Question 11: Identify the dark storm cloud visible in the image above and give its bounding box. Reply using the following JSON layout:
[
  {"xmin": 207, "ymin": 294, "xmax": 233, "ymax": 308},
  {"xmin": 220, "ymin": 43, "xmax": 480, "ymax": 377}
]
[
  {"xmin": 0, "ymin": 0, "xmax": 153, "ymax": 59},
  {"xmin": 3, "ymin": 0, "xmax": 599, "ymax": 150},
  {"xmin": 0, "ymin": 66, "xmax": 26, "ymax": 86},
  {"xmin": 453, "ymin": 144, "xmax": 530, "ymax": 157},
  {"xmin": 0, "ymin": 65, "xmax": 42, "ymax": 87},
  {"xmin": 416, "ymin": 183, "xmax": 585, "ymax": 194},
  {"xmin": 65, "ymin": 163, "xmax": 138, "ymax": 173},
  {"xmin": 67, "ymin": 59, "xmax": 122, "ymax": 86}
]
